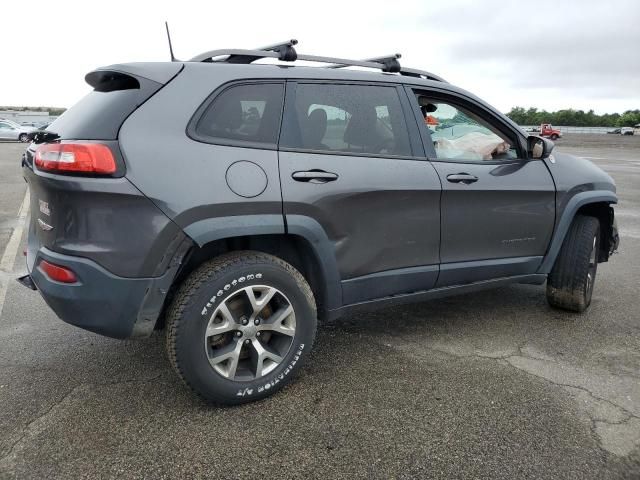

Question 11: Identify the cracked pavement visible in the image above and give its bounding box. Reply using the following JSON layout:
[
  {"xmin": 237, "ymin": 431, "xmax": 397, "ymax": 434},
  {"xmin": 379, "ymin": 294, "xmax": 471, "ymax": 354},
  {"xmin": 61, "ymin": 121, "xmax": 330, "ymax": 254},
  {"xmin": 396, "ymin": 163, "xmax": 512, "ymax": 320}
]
[{"xmin": 0, "ymin": 136, "xmax": 639, "ymax": 479}]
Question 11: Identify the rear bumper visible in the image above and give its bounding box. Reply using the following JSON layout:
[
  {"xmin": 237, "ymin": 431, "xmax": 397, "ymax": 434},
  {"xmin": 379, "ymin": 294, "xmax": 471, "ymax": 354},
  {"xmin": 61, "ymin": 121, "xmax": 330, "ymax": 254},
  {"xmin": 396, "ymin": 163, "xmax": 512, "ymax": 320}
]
[
  {"xmin": 27, "ymin": 244, "xmax": 190, "ymax": 339},
  {"xmin": 29, "ymin": 248, "xmax": 151, "ymax": 338}
]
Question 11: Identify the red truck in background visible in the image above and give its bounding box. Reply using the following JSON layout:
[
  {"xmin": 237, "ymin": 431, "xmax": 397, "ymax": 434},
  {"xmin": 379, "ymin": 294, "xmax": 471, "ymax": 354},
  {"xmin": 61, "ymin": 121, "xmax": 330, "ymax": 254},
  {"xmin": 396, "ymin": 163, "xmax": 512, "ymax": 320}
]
[
  {"xmin": 525, "ymin": 124, "xmax": 563, "ymax": 140},
  {"xmin": 539, "ymin": 123, "xmax": 562, "ymax": 140}
]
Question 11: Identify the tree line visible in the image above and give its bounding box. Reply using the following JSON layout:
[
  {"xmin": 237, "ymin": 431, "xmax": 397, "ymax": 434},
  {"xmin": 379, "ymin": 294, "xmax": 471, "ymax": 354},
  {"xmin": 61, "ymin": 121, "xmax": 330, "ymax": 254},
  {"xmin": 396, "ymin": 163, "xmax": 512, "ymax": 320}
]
[
  {"xmin": 0, "ymin": 106, "xmax": 67, "ymax": 116},
  {"xmin": 506, "ymin": 107, "xmax": 640, "ymax": 127},
  {"xmin": 3, "ymin": 104, "xmax": 640, "ymax": 128}
]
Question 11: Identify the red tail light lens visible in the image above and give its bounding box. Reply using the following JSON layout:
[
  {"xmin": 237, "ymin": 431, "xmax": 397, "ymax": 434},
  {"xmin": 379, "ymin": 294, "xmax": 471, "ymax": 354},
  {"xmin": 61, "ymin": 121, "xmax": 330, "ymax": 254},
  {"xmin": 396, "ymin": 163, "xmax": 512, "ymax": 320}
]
[
  {"xmin": 34, "ymin": 143, "xmax": 116, "ymax": 174},
  {"xmin": 39, "ymin": 260, "xmax": 78, "ymax": 283}
]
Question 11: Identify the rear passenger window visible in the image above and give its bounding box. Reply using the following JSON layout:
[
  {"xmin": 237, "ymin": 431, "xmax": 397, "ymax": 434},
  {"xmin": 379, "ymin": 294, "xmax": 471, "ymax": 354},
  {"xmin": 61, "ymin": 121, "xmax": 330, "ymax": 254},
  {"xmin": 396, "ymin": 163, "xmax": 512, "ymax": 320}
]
[
  {"xmin": 194, "ymin": 83, "xmax": 284, "ymax": 147},
  {"xmin": 281, "ymin": 84, "xmax": 412, "ymax": 157}
]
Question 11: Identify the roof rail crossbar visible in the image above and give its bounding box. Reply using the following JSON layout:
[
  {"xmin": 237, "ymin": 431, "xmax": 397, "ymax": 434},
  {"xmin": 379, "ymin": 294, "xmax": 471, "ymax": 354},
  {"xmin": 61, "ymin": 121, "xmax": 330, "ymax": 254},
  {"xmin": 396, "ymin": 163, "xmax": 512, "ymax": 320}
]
[
  {"xmin": 190, "ymin": 39, "xmax": 298, "ymax": 63},
  {"xmin": 296, "ymin": 53, "xmax": 402, "ymax": 73},
  {"xmin": 326, "ymin": 54, "xmax": 402, "ymax": 73},
  {"xmin": 258, "ymin": 39, "xmax": 298, "ymax": 61}
]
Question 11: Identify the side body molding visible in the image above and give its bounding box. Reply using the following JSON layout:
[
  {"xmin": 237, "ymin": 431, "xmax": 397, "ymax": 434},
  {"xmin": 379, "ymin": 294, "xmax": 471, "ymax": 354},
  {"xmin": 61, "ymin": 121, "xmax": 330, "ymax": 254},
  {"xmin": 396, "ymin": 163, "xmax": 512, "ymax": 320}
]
[{"xmin": 538, "ymin": 190, "xmax": 618, "ymax": 274}]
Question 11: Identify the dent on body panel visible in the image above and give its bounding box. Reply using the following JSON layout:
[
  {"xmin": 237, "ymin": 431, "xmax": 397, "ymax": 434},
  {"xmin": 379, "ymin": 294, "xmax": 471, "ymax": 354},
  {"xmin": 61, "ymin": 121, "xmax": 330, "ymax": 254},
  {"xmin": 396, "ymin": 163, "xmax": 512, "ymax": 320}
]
[
  {"xmin": 28, "ymin": 172, "xmax": 179, "ymax": 278},
  {"xmin": 280, "ymin": 152, "xmax": 441, "ymax": 280},
  {"xmin": 329, "ymin": 189, "xmax": 440, "ymax": 278}
]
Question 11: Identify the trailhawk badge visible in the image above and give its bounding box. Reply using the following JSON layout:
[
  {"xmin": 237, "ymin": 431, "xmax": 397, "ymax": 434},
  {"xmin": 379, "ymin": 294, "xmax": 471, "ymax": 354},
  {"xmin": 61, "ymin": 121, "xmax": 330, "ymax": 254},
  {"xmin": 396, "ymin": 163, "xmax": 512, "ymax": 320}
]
[{"xmin": 37, "ymin": 218, "xmax": 53, "ymax": 231}]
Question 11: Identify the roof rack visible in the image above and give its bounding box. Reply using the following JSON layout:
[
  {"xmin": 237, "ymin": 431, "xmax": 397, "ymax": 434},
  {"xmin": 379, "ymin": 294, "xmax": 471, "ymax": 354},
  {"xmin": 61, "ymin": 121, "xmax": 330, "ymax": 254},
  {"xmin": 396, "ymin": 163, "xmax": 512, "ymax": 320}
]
[
  {"xmin": 190, "ymin": 39, "xmax": 298, "ymax": 63},
  {"xmin": 399, "ymin": 67, "xmax": 446, "ymax": 82},
  {"xmin": 326, "ymin": 54, "xmax": 402, "ymax": 73},
  {"xmin": 326, "ymin": 54, "xmax": 446, "ymax": 82},
  {"xmin": 188, "ymin": 40, "xmax": 445, "ymax": 81}
]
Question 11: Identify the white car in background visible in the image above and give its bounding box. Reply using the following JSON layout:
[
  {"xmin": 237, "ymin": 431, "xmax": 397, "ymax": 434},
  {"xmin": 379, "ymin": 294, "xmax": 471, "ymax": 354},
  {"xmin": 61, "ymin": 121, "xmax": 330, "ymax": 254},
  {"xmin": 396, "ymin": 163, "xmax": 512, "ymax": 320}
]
[
  {"xmin": 620, "ymin": 127, "xmax": 634, "ymax": 136},
  {"xmin": 0, "ymin": 119, "xmax": 36, "ymax": 142}
]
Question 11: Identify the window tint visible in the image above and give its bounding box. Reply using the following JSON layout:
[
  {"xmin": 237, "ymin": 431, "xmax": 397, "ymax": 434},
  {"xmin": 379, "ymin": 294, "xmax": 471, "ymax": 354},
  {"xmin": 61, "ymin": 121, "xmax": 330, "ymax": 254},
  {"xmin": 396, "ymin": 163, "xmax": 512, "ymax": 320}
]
[
  {"xmin": 281, "ymin": 84, "xmax": 412, "ymax": 157},
  {"xmin": 48, "ymin": 76, "xmax": 162, "ymax": 140},
  {"xmin": 195, "ymin": 83, "xmax": 284, "ymax": 147},
  {"xmin": 416, "ymin": 96, "xmax": 518, "ymax": 161}
]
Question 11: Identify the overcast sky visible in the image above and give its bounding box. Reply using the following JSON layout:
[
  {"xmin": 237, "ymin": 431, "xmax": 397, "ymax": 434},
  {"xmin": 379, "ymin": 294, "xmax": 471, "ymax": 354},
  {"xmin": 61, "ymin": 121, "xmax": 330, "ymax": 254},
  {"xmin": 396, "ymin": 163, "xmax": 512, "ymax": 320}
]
[{"xmin": 1, "ymin": 0, "xmax": 638, "ymax": 114}]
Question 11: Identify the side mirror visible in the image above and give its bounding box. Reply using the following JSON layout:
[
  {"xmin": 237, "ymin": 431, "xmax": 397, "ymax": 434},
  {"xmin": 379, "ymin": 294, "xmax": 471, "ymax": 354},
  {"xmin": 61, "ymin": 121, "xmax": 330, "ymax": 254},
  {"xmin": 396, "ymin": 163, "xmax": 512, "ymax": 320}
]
[{"xmin": 528, "ymin": 135, "xmax": 554, "ymax": 159}]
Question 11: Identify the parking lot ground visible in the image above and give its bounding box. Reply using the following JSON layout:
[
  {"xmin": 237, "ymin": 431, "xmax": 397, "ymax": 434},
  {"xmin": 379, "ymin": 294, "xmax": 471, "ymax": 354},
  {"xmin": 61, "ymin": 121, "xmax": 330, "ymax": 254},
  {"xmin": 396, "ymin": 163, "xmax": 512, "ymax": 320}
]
[{"xmin": 0, "ymin": 135, "xmax": 639, "ymax": 479}]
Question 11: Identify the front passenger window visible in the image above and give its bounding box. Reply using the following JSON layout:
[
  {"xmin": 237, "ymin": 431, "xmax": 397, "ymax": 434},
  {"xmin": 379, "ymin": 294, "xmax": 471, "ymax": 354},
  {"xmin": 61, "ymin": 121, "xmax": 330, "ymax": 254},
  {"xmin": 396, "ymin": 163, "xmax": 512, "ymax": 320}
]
[{"xmin": 417, "ymin": 98, "xmax": 518, "ymax": 161}]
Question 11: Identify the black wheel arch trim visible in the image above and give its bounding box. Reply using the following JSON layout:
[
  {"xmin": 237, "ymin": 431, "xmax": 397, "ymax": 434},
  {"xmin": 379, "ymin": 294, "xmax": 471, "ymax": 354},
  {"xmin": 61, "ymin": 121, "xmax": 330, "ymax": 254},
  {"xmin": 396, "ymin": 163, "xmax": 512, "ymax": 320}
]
[
  {"xmin": 538, "ymin": 190, "xmax": 618, "ymax": 274},
  {"xmin": 181, "ymin": 214, "xmax": 342, "ymax": 312},
  {"xmin": 183, "ymin": 214, "xmax": 286, "ymax": 247},
  {"xmin": 285, "ymin": 215, "xmax": 342, "ymax": 311}
]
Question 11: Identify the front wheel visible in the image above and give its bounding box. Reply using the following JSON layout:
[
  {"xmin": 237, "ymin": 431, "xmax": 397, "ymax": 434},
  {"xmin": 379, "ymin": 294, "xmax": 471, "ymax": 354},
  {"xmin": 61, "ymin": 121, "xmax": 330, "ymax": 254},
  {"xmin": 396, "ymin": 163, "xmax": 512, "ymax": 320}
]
[
  {"xmin": 18, "ymin": 133, "xmax": 29, "ymax": 143},
  {"xmin": 546, "ymin": 215, "xmax": 600, "ymax": 312},
  {"xmin": 166, "ymin": 251, "xmax": 317, "ymax": 405},
  {"xmin": 550, "ymin": 134, "xmax": 559, "ymax": 140}
]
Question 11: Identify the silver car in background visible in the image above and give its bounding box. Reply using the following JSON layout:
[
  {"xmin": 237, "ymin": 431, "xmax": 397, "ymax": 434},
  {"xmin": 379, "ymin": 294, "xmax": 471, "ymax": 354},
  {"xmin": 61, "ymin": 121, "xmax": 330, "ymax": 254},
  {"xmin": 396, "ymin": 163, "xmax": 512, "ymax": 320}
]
[{"xmin": 0, "ymin": 119, "xmax": 36, "ymax": 142}]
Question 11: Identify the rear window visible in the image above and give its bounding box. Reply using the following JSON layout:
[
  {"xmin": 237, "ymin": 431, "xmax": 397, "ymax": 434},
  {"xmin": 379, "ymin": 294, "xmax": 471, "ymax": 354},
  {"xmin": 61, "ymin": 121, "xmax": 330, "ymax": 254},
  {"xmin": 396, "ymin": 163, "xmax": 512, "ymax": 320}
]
[
  {"xmin": 280, "ymin": 83, "xmax": 412, "ymax": 157},
  {"xmin": 191, "ymin": 83, "xmax": 285, "ymax": 148},
  {"xmin": 47, "ymin": 75, "xmax": 162, "ymax": 140}
]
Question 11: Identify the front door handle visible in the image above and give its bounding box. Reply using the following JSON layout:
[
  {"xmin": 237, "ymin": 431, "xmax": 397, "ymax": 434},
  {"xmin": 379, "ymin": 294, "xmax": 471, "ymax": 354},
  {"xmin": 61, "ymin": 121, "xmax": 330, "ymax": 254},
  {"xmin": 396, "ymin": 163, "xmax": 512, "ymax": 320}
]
[
  {"xmin": 446, "ymin": 173, "xmax": 478, "ymax": 184},
  {"xmin": 292, "ymin": 170, "xmax": 338, "ymax": 183}
]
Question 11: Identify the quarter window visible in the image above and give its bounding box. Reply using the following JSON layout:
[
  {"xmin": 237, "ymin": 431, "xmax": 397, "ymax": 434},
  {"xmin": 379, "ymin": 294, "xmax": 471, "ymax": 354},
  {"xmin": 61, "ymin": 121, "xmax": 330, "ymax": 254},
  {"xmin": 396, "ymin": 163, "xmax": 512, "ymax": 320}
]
[
  {"xmin": 281, "ymin": 84, "xmax": 412, "ymax": 157},
  {"xmin": 194, "ymin": 83, "xmax": 284, "ymax": 147}
]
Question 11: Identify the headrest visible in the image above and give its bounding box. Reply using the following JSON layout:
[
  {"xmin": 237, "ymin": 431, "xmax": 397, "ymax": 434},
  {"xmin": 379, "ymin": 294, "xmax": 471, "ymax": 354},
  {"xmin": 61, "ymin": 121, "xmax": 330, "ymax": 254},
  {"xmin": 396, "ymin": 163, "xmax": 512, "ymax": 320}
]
[
  {"xmin": 418, "ymin": 97, "xmax": 437, "ymax": 112},
  {"xmin": 302, "ymin": 109, "xmax": 328, "ymax": 148},
  {"xmin": 344, "ymin": 106, "xmax": 378, "ymax": 147}
]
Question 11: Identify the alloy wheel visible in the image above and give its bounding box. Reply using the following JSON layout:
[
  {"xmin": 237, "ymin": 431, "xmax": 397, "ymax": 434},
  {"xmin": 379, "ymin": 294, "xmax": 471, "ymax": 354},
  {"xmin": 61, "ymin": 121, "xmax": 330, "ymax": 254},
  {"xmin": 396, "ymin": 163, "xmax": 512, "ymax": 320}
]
[{"xmin": 204, "ymin": 285, "xmax": 296, "ymax": 381}]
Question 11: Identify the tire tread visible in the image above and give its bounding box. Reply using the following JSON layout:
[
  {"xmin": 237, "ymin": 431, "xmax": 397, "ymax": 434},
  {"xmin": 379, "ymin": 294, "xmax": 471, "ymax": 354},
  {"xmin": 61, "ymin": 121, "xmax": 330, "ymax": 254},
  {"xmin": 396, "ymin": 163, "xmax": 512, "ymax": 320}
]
[
  {"xmin": 547, "ymin": 215, "xmax": 599, "ymax": 312},
  {"xmin": 165, "ymin": 251, "xmax": 315, "ymax": 404}
]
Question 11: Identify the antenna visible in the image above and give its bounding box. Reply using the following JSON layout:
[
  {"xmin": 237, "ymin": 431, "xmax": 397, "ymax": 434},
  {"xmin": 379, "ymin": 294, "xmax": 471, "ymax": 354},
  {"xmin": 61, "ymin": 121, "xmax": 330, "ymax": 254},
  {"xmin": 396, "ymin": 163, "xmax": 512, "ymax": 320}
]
[{"xmin": 165, "ymin": 21, "xmax": 177, "ymax": 62}]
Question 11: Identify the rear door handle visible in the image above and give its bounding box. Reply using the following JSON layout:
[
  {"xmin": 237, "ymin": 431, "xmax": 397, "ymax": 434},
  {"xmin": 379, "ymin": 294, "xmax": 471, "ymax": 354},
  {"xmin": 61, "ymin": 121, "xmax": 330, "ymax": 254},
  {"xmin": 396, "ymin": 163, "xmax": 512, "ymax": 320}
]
[
  {"xmin": 446, "ymin": 173, "xmax": 478, "ymax": 184},
  {"xmin": 292, "ymin": 170, "xmax": 338, "ymax": 183}
]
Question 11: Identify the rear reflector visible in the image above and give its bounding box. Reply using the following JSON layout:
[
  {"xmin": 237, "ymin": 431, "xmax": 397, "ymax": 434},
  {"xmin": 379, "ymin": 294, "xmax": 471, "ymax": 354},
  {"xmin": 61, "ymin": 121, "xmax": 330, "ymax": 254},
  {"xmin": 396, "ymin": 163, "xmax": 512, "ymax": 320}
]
[
  {"xmin": 39, "ymin": 260, "xmax": 78, "ymax": 283},
  {"xmin": 35, "ymin": 143, "xmax": 116, "ymax": 174}
]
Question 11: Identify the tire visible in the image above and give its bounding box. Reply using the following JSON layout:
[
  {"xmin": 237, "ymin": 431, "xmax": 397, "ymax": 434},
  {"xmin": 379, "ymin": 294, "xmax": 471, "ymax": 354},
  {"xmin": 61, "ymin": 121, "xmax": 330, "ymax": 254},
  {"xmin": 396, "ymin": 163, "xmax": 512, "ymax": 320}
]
[
  {"xmin": 166, "ymin": 251, "xmax": 317, "ymax": 405},
  {"xmin": 18, "ymin": 133, "xmax": 29, "ymax": 143},
  {"xmin": 546, "ymin": 215, "xmax": 600, "ymax": 312},
  {"xmin": 550, "ymin": 134, "xmax": 559, "ymax": 140}
]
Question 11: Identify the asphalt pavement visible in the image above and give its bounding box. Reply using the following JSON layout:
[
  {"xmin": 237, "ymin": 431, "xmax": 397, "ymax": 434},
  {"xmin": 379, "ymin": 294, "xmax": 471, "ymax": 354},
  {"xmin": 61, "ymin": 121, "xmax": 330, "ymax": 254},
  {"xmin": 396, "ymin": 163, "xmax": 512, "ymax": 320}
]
[{"xmin": 0, "ymin": 136, "xmax": 638, "ymax": 479}]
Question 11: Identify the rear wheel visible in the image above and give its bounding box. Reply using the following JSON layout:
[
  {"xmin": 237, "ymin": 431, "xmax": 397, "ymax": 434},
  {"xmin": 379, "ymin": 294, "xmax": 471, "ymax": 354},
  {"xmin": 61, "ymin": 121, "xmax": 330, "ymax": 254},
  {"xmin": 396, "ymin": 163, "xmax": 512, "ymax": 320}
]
[
  {"xmin": 546, "ymin": 215, "xmax": 600, "ymax": 312},
  {"xmin": 166, "ymin": 251, "xmax": 316, "ymax": 405}
]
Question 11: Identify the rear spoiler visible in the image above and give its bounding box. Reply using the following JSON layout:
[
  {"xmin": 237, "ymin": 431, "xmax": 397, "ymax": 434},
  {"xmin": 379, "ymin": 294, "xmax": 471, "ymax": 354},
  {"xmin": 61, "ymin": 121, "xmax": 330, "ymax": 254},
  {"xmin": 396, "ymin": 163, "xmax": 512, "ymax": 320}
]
[{"xmin": 86, "ymin": 62, "xmax": 183, "ymax": 87}]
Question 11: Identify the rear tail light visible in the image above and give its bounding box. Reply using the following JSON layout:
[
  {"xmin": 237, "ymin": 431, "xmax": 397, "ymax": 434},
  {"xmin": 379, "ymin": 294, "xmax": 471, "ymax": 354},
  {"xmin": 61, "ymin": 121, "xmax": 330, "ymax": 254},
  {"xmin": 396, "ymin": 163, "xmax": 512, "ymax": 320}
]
[
  {"xmin": 34, "ymin": 143, "xmax": 116, "ymax": 174},
  {"xmin": 38, "ymin": 260, "xmax": 78, "ymax": 283}
]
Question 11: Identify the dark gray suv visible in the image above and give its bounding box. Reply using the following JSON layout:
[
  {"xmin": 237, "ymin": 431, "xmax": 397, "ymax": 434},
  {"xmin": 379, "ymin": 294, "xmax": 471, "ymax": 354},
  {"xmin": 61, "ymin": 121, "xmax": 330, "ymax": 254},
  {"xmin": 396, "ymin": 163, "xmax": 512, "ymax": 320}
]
[{"xmin": 19, "ymin": 42, "xmax": 619, "ymax": 404}]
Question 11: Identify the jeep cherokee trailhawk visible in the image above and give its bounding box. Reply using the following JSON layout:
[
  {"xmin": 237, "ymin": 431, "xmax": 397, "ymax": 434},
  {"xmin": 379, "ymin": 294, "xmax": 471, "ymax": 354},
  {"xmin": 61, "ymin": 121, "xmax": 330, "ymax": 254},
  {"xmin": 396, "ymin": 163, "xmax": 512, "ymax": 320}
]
[{"xmin": 18, "ymin": 41, "xmax": 619, "ymax": 404}]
